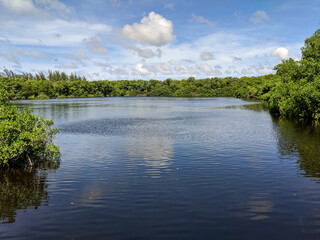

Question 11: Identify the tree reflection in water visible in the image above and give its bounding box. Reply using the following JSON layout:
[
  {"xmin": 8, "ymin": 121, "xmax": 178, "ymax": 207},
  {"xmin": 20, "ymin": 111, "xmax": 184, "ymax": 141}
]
[
  {"xmin": 0, "ymin": 161, "xmax": 59, "ymax": 224},
  {"xmin": 272, "ymin": 117, "xmax": 320, "ymax": 178},
  {"xmin": 244, "ymin": 103, "xmax": 320, "ymax": 178}
]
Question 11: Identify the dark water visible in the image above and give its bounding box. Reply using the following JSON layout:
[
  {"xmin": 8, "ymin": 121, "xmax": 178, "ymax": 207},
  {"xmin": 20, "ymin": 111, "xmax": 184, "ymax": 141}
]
[{"xmin": 1, "ymin": 97, "xmax": 320, "ymax": 240}]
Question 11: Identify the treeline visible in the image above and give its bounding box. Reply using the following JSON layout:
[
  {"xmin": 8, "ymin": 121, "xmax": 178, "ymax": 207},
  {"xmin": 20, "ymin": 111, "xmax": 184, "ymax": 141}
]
[
  {"xmin": 2, "ymin": 69, "xmax": 86, "ymax": 82},
  {"xmin": 0, "ymin": 72, "xmax": 278, "ymax": 100},
  {"xmin": 1, "ymin": 29, "xmax": 319, "ymax": 121}
]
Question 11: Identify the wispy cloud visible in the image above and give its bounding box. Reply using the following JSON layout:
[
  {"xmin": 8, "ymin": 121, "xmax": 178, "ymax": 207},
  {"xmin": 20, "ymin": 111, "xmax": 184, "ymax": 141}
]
[
  {"xmin": 83, "ymin": 37, "xmax": 108, "ymax": 55},
  {"xmin": 126, "ymin": 45, "xmax": 161, "ymax": 58},
  {"xmin": 200, "ymin": 51, "xmax": 214, "ymax": 61},
  {"xmin": 0, "ymin": 0, "xmax": 73, "ymax": 18},
  {"xmin": 189, "ymin": 13, "xmax": 215, "ymax": 26},
  {"xmin": 250, "ymin": 10, "xmax": 269, "ymax": 24}
]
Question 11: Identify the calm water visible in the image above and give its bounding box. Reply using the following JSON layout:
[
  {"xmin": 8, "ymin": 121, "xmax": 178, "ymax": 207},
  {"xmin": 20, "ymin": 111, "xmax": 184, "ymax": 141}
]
[{"xmin": 1, "ymin": 97, "xmax": 320, "ymax": 239}]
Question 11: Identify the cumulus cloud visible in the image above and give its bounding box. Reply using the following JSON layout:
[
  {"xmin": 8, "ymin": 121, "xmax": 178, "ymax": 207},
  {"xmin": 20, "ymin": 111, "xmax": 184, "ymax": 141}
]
[
  {"xmin": 200, "ymin": 51, "xmax": 214, "ymax": 61},
  {"xmin": 133, "ymin": 63, "xmax": 150, "ymax": 75},
  {"xmin": 189, "ymin": 14, "xmax": 215, "ymax": 26},
  {"xmin": 83, "ymin": 37, "xmax": 108, "ymax": 55},
  {"xmin": 250, "ymin": 10, "xmax": 269, "ymax": 24},
  {"xmin": 120, "ymin": 11, "xmax": 175, "ymax": 46},
  {"xmin": 271, "ymin": 47, "xmax": 289, "ymax": 60},
  {"xmin": 127, "ymin": 45, "xmax": 161, "ymax": 58}
]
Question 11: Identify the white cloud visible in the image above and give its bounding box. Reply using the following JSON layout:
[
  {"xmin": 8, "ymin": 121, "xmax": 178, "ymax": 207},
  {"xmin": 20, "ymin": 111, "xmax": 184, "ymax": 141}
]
[
  {"xmin": 0, "ymin": 0, "xmax": 73, "ymax": 18},
  {"xmin": 233, "ymin": 56, "xmax": 242, "ymax": 61},
  {"xmin": 83, "ymin": 37, "xmax": 108, "ymax": 55},
  {"xmin": 59, "ymin": 62, "xmax": 77, "ymax": 69},
  {"xmin": 109, "ymin": 66, "xmax": 129, "ymax": 75},
  {"xmin": 200, "ymin": 51, "xmax": 214, "ymax": 61},
  {"xmin": 169, "ymin": 60, "xmax": 197, "ymax": 75},
  {"xmin": 127, "ymin": 45, "xmax": 161, "ymax": 58},
  {"xmin": 1, "ymin": 19, "xmax": 111, "ymax": 47},
  {"xmin": 34, "ymin": 0, "xmax": 73, "ymax": 16},
  {"xmin": 64, "ymin": 53, "xmax": 86, "ymax": 66},
  {"xmin": 158, "ymin": 63, "xmax": 172, "ymax": 75},
  {"xmin": 96, "ymin": 62, "xmax": 111, "ymax": 68},
  {"xmin": 0, "ymin": 52, "xmax": 20, "ymax": 64},
  {"xmin": 133, "ymin": 63, "xmax": 150, "ymax": 75},
  {"xmin": 271, "ymin": 47, "xmax": 289, "ymax": 60},
  {"xmin": 198, "ymin": 63, "xmax": 213, "ymax": 74},
  {"xmin": 120, "ymin": 11, "xmax": 175, "ymax": 46},
  {"xmin": 75, "ymin": 49, "xmax": 89, "ymax": 59},
  {"xmin": 250, "ymin": 64, "xmax": 273, "ymax": 74},
  {"xmin": 241, "ymin": 67, "xmax": 255, "ymax": 75},
  {"xmin": 1, "ymin": 0, "xmax": 42, "ymax": 15},
  {"xmin": 12, "ymin": 46, "xmax": 52, "ymax": 59},
  {"xmin": 183, "ymin": 59, "xmax": 194, "ymax": 63},
  {"xmin": 250, "ymin": 10, "xmax": 269, "ymax": 24},
  {"xmin": 189, "ymin": 14, "xmax": 215, "ymax": 26}
]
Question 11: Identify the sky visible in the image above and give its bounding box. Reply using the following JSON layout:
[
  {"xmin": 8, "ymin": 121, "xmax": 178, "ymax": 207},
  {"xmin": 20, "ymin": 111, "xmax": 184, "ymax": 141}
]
[{"xmin": 0, "ymin": 0, "xmax": 319, "ymax": 80}]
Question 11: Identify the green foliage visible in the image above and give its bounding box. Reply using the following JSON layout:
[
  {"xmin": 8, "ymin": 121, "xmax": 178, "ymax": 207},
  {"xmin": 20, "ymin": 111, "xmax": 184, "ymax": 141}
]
[
  {"xmin": 0, "ymin": 87, "xmax": 60, "ymax": 167},
  {"xmin": 268, "ymin": 29, "xmax": 320, "ymax": 121},
  {"xmin": 301, "ymin": 29, "xmax": 320, "ymax": 62}
]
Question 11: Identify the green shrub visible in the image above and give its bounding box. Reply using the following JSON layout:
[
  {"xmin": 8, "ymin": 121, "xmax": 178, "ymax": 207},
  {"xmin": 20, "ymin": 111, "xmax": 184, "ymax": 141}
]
[
  {"xmin": 36, "ymin": 92, "xmax": 49, "ymax": 100},
  {"xmin": 56, "ymin": 95, "xmax": 66, "ymax": 99},
  {"xmin": 0, "ymin": 87, "xmax": 60, "ymax": 167}
]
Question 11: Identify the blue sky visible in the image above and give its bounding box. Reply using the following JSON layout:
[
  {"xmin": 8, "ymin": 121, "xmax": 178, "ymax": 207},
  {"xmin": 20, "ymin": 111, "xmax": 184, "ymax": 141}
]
[{"xmin": 0, "ymin": 0, "xmax": 319, "ymax": 80}]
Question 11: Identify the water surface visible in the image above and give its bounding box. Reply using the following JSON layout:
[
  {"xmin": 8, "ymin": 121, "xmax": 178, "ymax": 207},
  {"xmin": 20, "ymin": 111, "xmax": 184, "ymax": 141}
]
[{"xmin": 1, "ymin": 97, "xmax": 320, "ymax": 239}]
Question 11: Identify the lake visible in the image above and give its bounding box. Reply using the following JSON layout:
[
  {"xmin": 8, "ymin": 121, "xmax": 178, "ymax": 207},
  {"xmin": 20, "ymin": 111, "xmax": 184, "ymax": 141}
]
[{"xmin": 1, "ymin": 97, "xmax": 320, "ymax": 239}]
